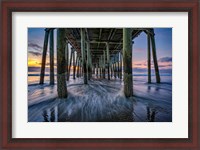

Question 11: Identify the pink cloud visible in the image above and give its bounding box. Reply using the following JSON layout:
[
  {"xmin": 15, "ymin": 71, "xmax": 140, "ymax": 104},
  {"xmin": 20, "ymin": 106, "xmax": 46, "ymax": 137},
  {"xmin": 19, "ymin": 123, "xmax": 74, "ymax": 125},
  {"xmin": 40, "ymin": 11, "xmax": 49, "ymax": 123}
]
[{"xmin": 133, "ymin": 57, "xmax": 172, "ymax": 70}]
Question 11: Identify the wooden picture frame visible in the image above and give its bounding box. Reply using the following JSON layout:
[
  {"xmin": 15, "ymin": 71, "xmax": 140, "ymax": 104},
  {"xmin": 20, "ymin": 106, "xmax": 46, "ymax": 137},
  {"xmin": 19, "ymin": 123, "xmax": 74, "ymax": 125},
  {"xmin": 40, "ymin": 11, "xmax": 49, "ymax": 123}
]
[{"xmin": 1, "ymin": 0, "xmax": 199, "ymax": 149}]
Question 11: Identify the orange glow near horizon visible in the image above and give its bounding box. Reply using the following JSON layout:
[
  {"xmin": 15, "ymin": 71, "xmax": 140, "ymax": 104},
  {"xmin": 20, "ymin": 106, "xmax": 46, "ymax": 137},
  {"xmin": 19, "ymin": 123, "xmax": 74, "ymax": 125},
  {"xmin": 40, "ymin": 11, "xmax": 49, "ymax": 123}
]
[
  {"xmin": 28, "ymin": 59, "xmax": 41, "ymax": 67},
  {"xmin": 28, "ymin": 53, "xmax": 54, "ymax": 67}
]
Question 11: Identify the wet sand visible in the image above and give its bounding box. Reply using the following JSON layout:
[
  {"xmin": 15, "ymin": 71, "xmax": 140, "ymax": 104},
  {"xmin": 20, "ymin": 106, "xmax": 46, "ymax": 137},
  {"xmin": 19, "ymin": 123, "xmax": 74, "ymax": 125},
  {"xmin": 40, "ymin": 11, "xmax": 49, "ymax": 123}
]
[{"xmin": 28, "ymin": 76, "xmax": 172, "ymax": 122}]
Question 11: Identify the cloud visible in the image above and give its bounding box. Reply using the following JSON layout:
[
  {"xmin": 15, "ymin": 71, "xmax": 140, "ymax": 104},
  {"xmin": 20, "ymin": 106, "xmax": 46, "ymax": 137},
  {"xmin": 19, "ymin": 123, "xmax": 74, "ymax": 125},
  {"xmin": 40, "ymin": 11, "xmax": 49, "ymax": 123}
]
[
  {"xmin": 35, "ymin": 62, "xmax": 50, "ymax": 66},
  {"xmin": 133, "ymin": 56, "xmax": 172, "ymax": 71},
  {"xmin": 28, "ymin": 67, "xmax": 41, "ymax": 72},
  {"xmin": 29, "ymin": 51, "xmax": 42, "ymax": 56},
  {"xmin": 28, "ymin": 42, "xmax": 43, "ymax": 51},
  {"xmin": 158, "ymin": 57, "xmax": 172, "ymax": 62},
  {"xmin": 158, "ymin": 64, "xmax": 172, "ymax": 68},
  {"xmin": 134, "ymin": 63, "xmax": 142, "ymax": 66},
  {"xmin": 28, "ymin": 67, "xmax": 57, "ymax": 73}
]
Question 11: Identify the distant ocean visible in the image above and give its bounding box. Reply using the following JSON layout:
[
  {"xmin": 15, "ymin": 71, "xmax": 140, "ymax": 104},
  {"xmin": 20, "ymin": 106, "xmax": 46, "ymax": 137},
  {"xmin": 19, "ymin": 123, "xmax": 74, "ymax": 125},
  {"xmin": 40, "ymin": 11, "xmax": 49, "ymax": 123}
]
[{"xmin": 28, "ymin": 71, "xmax": 172, "ymax": 85}]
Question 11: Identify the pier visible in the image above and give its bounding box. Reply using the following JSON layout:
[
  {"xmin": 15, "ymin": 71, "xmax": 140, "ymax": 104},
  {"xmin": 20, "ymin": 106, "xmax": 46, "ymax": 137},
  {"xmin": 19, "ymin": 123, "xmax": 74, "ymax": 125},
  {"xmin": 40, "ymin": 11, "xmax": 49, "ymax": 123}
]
[{"xmin": 39, "ymin": 28, "xmax": 160, "ymax": 98}]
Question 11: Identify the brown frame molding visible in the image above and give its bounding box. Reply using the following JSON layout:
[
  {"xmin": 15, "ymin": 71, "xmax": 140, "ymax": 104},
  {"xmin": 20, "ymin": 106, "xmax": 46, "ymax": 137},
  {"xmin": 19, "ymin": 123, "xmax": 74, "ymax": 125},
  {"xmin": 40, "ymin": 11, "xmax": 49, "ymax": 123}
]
[{"xmin": 1, "ymin": 0, "xmax": 199, "ymax": 149}]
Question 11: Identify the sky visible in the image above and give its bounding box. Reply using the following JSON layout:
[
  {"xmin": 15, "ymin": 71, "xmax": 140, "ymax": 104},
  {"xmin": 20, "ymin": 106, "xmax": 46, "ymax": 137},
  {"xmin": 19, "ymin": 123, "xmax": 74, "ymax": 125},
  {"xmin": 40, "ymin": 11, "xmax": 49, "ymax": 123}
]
[
  {"xmin": 28, "ymin": 28, "xmax": 172, "ymax": 75},
  {"xmin": 132, "ymin": 28, "xmax": 172, "ymax": 74}
]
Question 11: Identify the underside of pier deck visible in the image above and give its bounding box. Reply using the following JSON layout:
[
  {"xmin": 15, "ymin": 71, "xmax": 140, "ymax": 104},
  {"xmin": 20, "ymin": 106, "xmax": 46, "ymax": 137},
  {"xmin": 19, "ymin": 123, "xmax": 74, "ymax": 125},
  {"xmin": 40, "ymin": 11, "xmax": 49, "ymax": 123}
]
[{"xmin": 39, "ymin": 28, "xmax": 161, "ymax": 98}]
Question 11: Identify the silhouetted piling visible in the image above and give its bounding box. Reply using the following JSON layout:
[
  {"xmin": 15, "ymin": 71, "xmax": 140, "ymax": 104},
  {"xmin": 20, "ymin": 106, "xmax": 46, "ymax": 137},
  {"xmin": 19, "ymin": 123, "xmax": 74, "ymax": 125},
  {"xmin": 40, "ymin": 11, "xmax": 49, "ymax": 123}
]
[
  {"xmin": 147, "ymin": 33, "xmax": 151, "ymax": 83},
  {"xmin": 111, "ymin": 63, "xmax": 113, "ymax": 78},
  {"xmin": 99, "ymin": 57, "xmax": 102, "ymax": 78},
  {"xmin": 76, "ymin": 56, "xmax": 79, "ymax": 78},
  {"xmin": 123, "ymin": 28, "xmax": 133, "ymax": 97},
  {"xmin": 106, "ymin": 43, "xmax": 110, "ymax": 80},
  {"xmin": 119, "ymin": 52, "xmax": 122, "ymax": 79},
  {"xmin": 73, "ymin": 51, "xmax": 76, "ymax": 79},
  {"xmin": 67, "ymin": 49, "xmax": 73, "ymax": 80},
  {"xmin": 87, "ymin": 42, "xmax": 91, "ymax": 80},
  {"xmin": 117, "ymin": 53, "xmax": 120, "ymax": 78},
  {"xmin": 49, "ymin": 29, "xmax": 54, "ymax": 85},
  {"xmin": 81, "ymin": 29, "xmax": 87, "ymax": 84},
  {"xmin": 103, "ymin": 51, "xmax": 106, "ymax": 79},
  {"xmin": 40, "ymin": 29, "xmax": 49, "ymax": 84},
  {"xmin": 57, "ymin": 28, "xmax": 67, "ymax": 98},
  {"xmin": 150, "ymin": 29, "xmax": 160, "ymax": 83},
  {"xmin": 96, "ymin": 63, "xmax": 99, "ymax": 78},
  {"xmin": 65, "ymin": 42, "xmax": 69, "ymax": 81}
]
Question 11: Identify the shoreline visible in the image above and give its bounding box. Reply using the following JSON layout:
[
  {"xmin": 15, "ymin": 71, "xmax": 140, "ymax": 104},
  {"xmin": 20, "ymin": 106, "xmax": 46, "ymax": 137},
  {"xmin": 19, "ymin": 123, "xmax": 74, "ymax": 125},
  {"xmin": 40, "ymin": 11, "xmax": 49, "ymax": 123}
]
[{"xmin": 28, "ymin": 77, "xmax": 172, "ymax": 122}]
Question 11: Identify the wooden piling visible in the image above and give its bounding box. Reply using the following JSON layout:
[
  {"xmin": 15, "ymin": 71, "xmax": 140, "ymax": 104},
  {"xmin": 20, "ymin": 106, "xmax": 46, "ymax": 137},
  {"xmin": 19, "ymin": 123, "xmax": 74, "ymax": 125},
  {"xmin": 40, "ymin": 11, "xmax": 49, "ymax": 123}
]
[
  {"xmin": 99, "ymin": 57, "xmax": 102, "ymax": 78},
  {"xmin": 81, "ymin": 29, "xmax": 87, "ymax": 84},
  {"xmin": 79, "ymin": 59, "xmax": 81, "ymax": 77},
  {"xmin": 76, "ymin": 56, "xmax": 79, "ymax": 78},
  {"xmin": 106, "ymin": 43, "xmax": 110, "ymax": 80},
  {"xmin": 87, "ymin": 42, "xmax": 91, "ymax": 80},
  {"xmin": 112, "ymin": 62, "xmax": 114, "ymax": 78},
  {"xmin": 57, "ymin": 28, "xmax": 67, "ymax": 98},
  {"xmin": 67, "ymin": 49, "xmax": 73, "ymax": 81},
  {"xmin": 65, "ymin": 43, "xmax": 69, "ymax": 80},
  {"xmin": 73, "ymin": 51, "xmax": 76, "ymax": 79},
  {"xmin": 150, "ymin": 29, "xmax": 160, "ymax": 83},
  {"xmin": 147, "ymin": 33, "xmax": 151, "ymax": 83},
  {"xmin": 114, "ymin": 60, "xmax": 116, "ymax": 78},
  {"xmin": 117, "ymin": 53, "xmax": 120, "ymax": 78},
  {"xmin": 101, "ymin": 55, "xmax": 103, "ymax": 78},
  {"xmin": 96, "ymin": 63, "xmax": 99, "ymax": 78},
  {"xmin": 119, "ymin": 52, "xmax": 122, "ymax": 79},
  {"xmin": 103, "ymin": 50, "xmax": 106, "ymax": 79},
  {"xmin": 123, "ymin": 28, "xmax": 133, "ymax": 97},
  {"xmin": 111, "ymin": 63, "xmax": 113, "ymax": 78},
  {"xmin": 40, "ymin": 29, "xmax": 49, "ymax": 84},
  {"xmin": 93, "ymin": 66, "xmax": 95, "ymax": 74},
  {"xmin": 49, "ymin": 29, "xmax": 54, "ymax": 85}
]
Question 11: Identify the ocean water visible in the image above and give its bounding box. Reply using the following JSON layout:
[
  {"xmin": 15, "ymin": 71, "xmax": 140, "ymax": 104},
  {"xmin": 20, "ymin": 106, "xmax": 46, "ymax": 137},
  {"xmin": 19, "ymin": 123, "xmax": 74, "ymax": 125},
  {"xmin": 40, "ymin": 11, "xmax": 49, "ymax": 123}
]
[
  {"xmin": 28, "ymin": 72, "xmax": 172, "ymax": 122},
  {"xmin": 28, "ymin": 72, "xmax": 172, "ymax": 85}
]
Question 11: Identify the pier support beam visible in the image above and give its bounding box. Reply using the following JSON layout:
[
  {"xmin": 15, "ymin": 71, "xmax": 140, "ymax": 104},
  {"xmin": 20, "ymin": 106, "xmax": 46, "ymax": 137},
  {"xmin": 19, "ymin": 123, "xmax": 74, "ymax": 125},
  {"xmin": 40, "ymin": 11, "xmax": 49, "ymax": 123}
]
[
  {"xmin": 40, "ymin": 29, "xmax": 49, "ymax": 84},
  {"xmin": 106, "ymin": 43, "xmax": 110, "ymax": 80},
  {"xmin": 123, "ymin": 28, "xmax": 133, "ymax": 97},
  {"xmin": 111, "ymin": 63, "xmax": 113, "ymax": 78},
  {"xmin": 96, "ymin": 63, "xmax": 99, "ymax": 78},
  {"xmin": 73, "ymin": 51, "xmax": 76, "ymax": 79},
  {"xmin": 114, "ymin": 58, "xmax": 116, "ymax": 78},
  {"xmin": 65, "ymin": 43, "xmax": 69, "ymax": 81},
  {"xmin": 93, "ymin": 66, "xmax": 95, "ymax": 75},
  {"xmin": 99, "ymin": 56, "xmax": 102, "ymax": 78},
  {"xmin": 76, "ymin": 56, "xmax": 79, "ymax": 78},
  {"xmin": 87, "ymin": 42, "xmax": 91, "ymax": 80},
  {"xmin": 57, "ymin": 28, "xmax": 67, "ymax": 98},
  {"xmin": 67, "ymin": 49, "xmax": 73, "ymax": 81},
  {"xmin": 150, "ymin": 29, "xmax": 160, "ymax": 83},
  {"xmin": 103, "ymin": 51, "xmax": 106, "ymax": 79},
  {"xmin": 79, "ymin": 59, "xmax": 82, "ymax": 77},
  {"xmin": 147, "ymin": 33, "xmax": 151, "ymax": 83},
  {"xmin": 49, "ymin": 29, "xmax": 54, "ymax": 85},
  {"xmin": 119, "ymin": 52, "xmax": 122, "ymax": 79},
  {"xmin": 117, "ymin": 52, "xmax": 120, "ymax": 78},
  {"xmin": 81, "ymin": 29, "xmax": 87, "ymax": 84}
]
